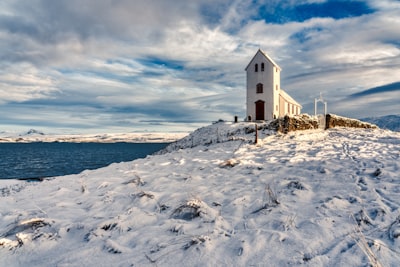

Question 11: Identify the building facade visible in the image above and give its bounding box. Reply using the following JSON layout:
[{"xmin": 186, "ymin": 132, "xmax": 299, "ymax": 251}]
[{"xmin": 246, "ymin": 49, "xmax": 302, "ymax": 121}]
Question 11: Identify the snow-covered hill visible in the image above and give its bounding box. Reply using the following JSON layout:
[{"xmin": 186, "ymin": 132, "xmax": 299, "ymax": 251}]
[
  {"xmin": 361, "ymin": 114, "xmax": 400, "ymax": 132},
  {"xmin": 1, "ymin": 122, "xmax": 400, "ymax": 266}
]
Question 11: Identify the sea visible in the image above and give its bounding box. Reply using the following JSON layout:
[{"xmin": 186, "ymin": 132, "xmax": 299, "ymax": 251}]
[{"xmin": 0, "ymin": 142, "xmax": 169, "ymax": 180}]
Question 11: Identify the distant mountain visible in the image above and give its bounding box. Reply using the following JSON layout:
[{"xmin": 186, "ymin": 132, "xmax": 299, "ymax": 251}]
[
  {"xmin": 361, "ymin": 115, "xmax": 400, "ymax": 132},
  {"xmin": 20, "ymin": 129, "xmax": 45, "ymax": 136}
]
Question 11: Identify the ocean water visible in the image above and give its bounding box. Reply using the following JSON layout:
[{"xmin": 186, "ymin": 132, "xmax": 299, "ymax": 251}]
[{"xmin": 0, "ymin": 142, "xmax": 169, "ymax": 180}]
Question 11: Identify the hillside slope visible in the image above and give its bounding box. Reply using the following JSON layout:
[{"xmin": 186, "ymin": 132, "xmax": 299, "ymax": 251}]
[{"xmin": 1, "ymin": 123, "xmax": 400, "ymax": 266}]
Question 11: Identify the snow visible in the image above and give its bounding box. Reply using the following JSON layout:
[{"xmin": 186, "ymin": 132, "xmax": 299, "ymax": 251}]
[
  {"xmin": 1, "ymin": 122, "xmax": 400, "ymax": 266},
  {"xmin": 0, "ymin": 132, "xmax": 188, "ymax": 143}
]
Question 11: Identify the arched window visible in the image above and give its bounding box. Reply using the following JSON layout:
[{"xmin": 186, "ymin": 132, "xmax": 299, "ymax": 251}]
[
  {"xmin": 255, "ymin": 64, "xmax": 258, "ymax": 72},
  {"xmin": 256, "ymin": 83, "xmax": 263, "ymax": 93},
  {"xmin": 261, "ymin": 63, "xmax": 265, "ymax": 71}
]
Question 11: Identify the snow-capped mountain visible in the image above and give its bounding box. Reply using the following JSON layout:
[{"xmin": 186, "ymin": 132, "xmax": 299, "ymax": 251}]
[
  {"xmin": 21, "ymin": 129, "xmax": 45, "ymax": 136},
  {"xmin": 361, "ymin": 114, "xmax": 400, "ymax": 132},
  {"xmin": 1, "ymin": 122, "xmax": 399, "ymax": 266}
]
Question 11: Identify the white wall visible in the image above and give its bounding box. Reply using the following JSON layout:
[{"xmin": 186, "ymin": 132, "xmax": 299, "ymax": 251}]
[{"xmin": 279, "ymin": 95, "xmax": 302, "ymax": 117}]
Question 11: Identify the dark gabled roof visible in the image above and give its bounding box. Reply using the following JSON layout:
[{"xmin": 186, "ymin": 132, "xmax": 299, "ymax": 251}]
[{"xmin": 245, "ymin": 49, "xmax": 282, "ymax": 71}]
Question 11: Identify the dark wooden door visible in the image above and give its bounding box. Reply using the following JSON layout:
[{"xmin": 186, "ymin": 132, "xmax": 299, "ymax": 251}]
[{"xmin": 255, "ymin": 100, "xmax": 265, "ymax": 120}]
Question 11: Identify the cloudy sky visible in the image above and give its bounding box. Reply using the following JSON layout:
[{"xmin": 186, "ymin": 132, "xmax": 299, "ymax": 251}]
[{"xmin": 1, "ymin": 0, "xmax": 399, "ymax": 133}]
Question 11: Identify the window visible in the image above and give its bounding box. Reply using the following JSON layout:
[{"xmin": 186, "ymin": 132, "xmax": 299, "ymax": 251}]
[
  {"xmin": 276, "ymin": 85, "xmax": 278, "ymax": 91},
  {"xmin": 255, "ymin": 64, "xmax": 258, "ymax": 72},
  {"xmin": 292, "ymin": 105, "xmax": 294, "ymax": 114},
  {"xmin": 261, "ymin": 63, "xmax": 265, "ymax": 71},
  {"xmin": 256, "ymin": 83, "xmax": 263, "ymax": 93}
]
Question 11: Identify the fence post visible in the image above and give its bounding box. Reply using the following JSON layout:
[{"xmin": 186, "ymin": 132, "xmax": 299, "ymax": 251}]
[{"xmin": 255, "ymin": 123, "xmax": 258, "ymax": 144}]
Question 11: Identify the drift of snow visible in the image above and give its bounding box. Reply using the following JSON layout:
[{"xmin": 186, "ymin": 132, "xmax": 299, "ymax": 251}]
[{"xmin": 0, "ymin": 122, "xmax": 400, "ymax": 266}]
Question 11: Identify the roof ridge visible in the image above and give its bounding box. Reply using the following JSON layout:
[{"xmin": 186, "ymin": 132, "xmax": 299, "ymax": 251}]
[{"xmin": 245, "ymin": 49, "xmax": 282, "ymax": 71}]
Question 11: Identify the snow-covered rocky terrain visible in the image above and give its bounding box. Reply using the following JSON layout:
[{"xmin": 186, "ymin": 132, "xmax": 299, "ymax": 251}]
[
  {"xmin": 1, "ymin": 122, "xmax": 400, "ymax": 266},
  {"xmin": 0, "ymin": 130, "xmax": 187, "ymax": 143}
]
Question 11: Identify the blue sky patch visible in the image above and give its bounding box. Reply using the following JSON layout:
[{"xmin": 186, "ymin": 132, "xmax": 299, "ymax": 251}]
[
  {"xmin": 138, "ymin": 57, "xmax": 185, "ymax": 71},
  {"xmin": 257, "ymin": 0, "xmax": 375, "ymax": 24},
  {"xmin": 290, "ymin": 27, "xmax": 324, "ymax": 43}
]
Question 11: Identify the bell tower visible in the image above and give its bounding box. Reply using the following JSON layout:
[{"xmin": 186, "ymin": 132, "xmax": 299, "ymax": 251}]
[{"xmin": 245, "ymin": 49, "xmax": 281, "ymax": 121}]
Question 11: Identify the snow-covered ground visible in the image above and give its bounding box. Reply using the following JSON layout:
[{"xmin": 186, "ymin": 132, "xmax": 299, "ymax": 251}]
[
  {"xmin": 1, "ymin": 122, "xmax": 400, "ymax": 266},
  {"xmin": 0, "ymin": 131, "xmax": 188, "ymax": 143}
]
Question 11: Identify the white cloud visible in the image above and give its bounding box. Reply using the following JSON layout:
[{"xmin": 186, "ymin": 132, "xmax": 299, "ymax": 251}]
[
  {"xmin": 0, "ymin": 0, "xmax": 399, "ymax": 132},
  {"xmin": 0, "ymin": 63, "xmax": 58, "ymax": 103},
  {"xmin": 367, "ymin": 0, "xmax": 400, "ymax": 10},
  {"xmin": 330, "ymin": 91, "xmax": 400, "ymax": 118}
]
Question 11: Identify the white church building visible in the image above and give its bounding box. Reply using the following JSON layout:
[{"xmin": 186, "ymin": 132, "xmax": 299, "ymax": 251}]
[{"xmin": 246, "ymin": 49, "xmax": 302, "ymax": 121}]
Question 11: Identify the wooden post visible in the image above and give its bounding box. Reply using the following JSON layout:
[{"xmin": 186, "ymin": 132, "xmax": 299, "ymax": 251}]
[{"xmin": 255, "ymin": 123, "xmax": 258, "ymax": 144}]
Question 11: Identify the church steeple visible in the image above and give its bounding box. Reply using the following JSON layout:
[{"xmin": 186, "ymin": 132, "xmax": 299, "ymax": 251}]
[{"xmin": 246, "ymin": 50, "xmax": 301, "ymax": 121}]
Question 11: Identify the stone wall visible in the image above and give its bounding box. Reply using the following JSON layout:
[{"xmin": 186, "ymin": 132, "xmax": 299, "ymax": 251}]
[
  {"xmin": 325, "ymin": 114, "xmax": 377, "ymax": 129},
  {"xmin": 277, "ymin": 114, "xmax": 319, "ymax": 133},
  {"xmin": 273, "ymin": 114, "xmax": 377, "ymax": 133}
]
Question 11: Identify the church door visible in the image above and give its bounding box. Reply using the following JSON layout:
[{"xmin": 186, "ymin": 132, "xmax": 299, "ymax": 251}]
[{"xmin": 255, "ymin": 100, "xmax": 265, "ymax": 120}]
